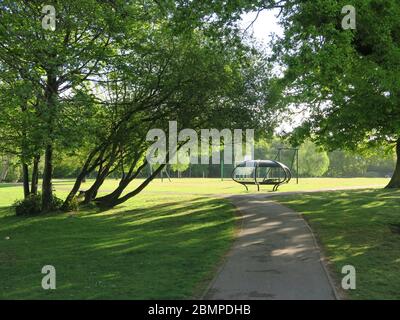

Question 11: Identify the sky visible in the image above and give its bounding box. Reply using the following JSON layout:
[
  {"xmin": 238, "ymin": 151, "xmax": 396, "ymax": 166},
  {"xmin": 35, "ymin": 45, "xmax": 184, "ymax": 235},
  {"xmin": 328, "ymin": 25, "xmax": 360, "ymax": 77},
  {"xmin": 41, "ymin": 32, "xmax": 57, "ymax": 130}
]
[
  {"xmin": 240, "ymin": 10, "xmax": 303, "ymax": 134},
  {"xmin": 240, "ymin": 8, "xmax": 284, "ymax": 47}
]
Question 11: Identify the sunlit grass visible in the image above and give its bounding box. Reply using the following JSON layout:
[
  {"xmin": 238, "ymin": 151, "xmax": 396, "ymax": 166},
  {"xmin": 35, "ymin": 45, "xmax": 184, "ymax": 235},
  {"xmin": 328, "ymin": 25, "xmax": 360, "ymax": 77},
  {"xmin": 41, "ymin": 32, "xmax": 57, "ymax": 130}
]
[
  {"xmin": 277, "ymin": 189, "xmax": 400, "ymax": 300},
  {"xmin": 0, "ymin": 192, "xmax": 237, "ymax": 299},
  {"xmin": 0, "ymin": 177, "xmax": 394, "ymax": 299},
  {"xmin": 0, "ymin": 177, "xmax": 389, "ymax": 208},
  {"xmin": 77, "ymin": 177, "xmax": 390, "ymax": 194}
]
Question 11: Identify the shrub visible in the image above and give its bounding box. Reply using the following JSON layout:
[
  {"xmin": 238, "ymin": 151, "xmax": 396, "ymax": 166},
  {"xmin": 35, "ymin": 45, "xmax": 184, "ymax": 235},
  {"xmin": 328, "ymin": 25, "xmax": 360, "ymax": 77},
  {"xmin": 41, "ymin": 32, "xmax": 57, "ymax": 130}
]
[
  {"xmin": 62, "ymin": 196, "xmax": 79, "ymax": 212},
  {"xmin": 14, "ymin": 193, "xmax": 65, "ymax": 216},
  {"xmin": 50, "ymin": 195, "xmax": 64, "ymax": 211},
  {"xmin": 14, "ymin": 194, "xmax": 42, "ymax": 216}
]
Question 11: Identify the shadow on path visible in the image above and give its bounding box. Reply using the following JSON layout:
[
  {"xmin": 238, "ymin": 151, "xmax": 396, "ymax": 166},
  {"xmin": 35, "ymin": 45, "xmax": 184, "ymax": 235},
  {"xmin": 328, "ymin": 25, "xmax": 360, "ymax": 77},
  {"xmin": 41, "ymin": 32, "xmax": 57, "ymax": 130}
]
[{"xmin": 203, "ymin": 194, "xmax": 338, "ymax": 300}]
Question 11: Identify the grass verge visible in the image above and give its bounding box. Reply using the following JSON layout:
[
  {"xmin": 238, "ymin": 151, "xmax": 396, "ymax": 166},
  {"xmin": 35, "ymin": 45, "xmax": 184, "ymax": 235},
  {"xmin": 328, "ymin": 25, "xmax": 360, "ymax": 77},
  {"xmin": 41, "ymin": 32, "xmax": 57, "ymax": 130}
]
[
  {"xmin": 277, "ymin": 189, "xmax": 400, "ymax": 300},
  {"xmin": 0, "ymin": 193, "xmax": 237, "ymax": 299}
]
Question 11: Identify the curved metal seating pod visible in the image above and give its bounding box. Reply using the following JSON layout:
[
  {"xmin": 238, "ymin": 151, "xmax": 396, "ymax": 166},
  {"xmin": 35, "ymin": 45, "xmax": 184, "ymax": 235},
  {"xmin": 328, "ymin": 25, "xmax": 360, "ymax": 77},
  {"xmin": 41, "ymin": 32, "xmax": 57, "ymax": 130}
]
[{"xmin": 231, "ymin": 160, "xmax": 292, "ymax": 192}]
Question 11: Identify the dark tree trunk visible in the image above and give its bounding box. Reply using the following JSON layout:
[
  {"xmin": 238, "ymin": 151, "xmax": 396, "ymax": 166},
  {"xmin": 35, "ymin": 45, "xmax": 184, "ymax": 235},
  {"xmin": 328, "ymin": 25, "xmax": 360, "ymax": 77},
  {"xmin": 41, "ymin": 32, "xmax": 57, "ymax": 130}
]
[
  {"xmin": 94, "ymin": 179, "xmax": 130, "ymax": 205},
  {"xmin": 61, "ymin": 170, "xmax": 87, "ymax": 211},
  {"xmin": 62, "ymin": 154, "xmax": 95, "ymax": 210},
  {"xmin": 386, "ymin": 139, "xmax": 400, "ymax": 189},
  {"xmin": 83, "ymin": 145, "xmax": 119, "ymax": 204},
  {"xmin": 61, "ymin": 147, "xmax": 106, "ymax": 210},
  {"xmin": 41, "ymin": 70, "xmax": 58, "ymax": 211},
  {"xmin": 31, "ymin": 155, "xmax": 40, "ymax": 195},
  {"xmin": 22, "ymin": 163, "xmax": 30, "ymax": 198},
  {"xmin": 83, "ymin": 172, "xmax": 108, "ymax": 204},
  {"xmin": 95, "ymin": 144, "xmax": 183, "ymax": 209},
  {"xmin": 42, "ymin": 144, "xmax": 54, "ymax": 211},
  {"xmin": 95, "ymin": 159, "xmax": 148, "ymax": 206},
  {"xmin": 97, "ymin": 163, "xmax": 166, "ymax": 209}
]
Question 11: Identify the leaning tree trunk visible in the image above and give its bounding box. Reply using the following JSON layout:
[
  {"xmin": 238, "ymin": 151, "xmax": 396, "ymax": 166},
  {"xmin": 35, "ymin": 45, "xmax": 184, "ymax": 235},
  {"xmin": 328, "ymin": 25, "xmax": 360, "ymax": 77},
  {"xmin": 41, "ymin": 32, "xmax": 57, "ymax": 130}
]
[
  {"xmin": 97, "ymin": 163, "xmax": 166, "ymax": 209},
  {"xmin": 83, "ymin": 145, "xmax": 119, "ymax": 204},
  {"xmin": 386, "ymin": 139, "xmax": 400, "ymax": 189},
  {"xmin": 83, "ymin": 173, "xmax": 107, "ymax": 204},
  {"xmin": 22, "ymin": 163, "xmax": 30, "ymax": 198},
  {"xmin": 95, "ymin": 160, "xmax": 148, "ymax": 206},
  {"xmin": 61, "ymin": 147, "xmax": 105, "ymax": 211}
]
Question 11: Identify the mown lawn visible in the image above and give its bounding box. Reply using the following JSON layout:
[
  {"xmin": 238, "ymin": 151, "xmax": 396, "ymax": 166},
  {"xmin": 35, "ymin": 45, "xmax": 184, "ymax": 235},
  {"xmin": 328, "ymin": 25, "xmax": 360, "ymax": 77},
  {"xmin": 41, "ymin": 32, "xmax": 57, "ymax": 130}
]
[
  {"xmin": 54, "ymin": 177, "xmax": 389, "ymax": 196},
  {"xmin": 0, "ymin": 178, "xmax": 389, "ymax": 206},
  {"xmin": 0, "ymin": 188, "xmax": 237, "ymax": 299},
  {"xmin": 277, "ymin": 189, "xmax": 400, "ymax": 300},
  {"xmin": 0, "ymin": 178, "xmax": 393, "ymax": 299}
]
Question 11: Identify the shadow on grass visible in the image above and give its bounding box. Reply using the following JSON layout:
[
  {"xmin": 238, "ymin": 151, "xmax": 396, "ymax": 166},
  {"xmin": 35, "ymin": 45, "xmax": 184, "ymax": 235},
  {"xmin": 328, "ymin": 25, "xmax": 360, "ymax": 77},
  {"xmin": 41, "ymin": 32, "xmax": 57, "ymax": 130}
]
[
  {"xmin": 277, "ymin": 188, "xmax": 400, "ymax": 300},
  {"xmin": 0, "ymin": 196, "xmax": 237, "ymax": 300}
]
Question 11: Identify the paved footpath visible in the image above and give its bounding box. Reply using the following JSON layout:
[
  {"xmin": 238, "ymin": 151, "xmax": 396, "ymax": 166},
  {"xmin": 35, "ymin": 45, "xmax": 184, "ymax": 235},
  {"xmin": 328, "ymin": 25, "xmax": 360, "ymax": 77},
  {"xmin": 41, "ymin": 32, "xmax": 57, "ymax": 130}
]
[{"xmin": 203, "ymin": 194, "xmax": 338, "ymax": 300}]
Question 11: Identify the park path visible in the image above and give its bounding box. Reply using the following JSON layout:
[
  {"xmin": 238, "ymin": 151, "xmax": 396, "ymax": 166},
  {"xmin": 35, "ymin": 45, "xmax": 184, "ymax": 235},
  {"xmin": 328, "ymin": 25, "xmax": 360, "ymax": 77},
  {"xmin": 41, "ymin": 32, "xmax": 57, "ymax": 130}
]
[{"xmin": 203, "ymin": 194, "xmax": 338, "ymax": 300}]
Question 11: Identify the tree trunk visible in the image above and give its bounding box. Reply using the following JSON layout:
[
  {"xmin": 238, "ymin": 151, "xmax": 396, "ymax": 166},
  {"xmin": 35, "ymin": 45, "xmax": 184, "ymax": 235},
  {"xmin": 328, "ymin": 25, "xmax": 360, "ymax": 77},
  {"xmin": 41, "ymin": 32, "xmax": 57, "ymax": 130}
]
[
  {"xmin": 96, "ymin": 145, "xmax": 183, "ymax": 209},
  {"xmin": 61, "ymin": 170, "xmax": 87, "ymax": 211},
  {"xmin": 61, "ymin": 147, "xmax": 104, "ymax": 210},
  {"xmin": 22, "ymin": 163, "xmax": 30, "ymax": 198},
  {"xmin": 42, "ymin": 144, "xmax": 54, "ymax": 211},
  {"xmin": 83, "ymin": 172, "xmax": 108, "ymax": 204},
  {"xmin": 83, "ymin": 145, "xmax": 119, "ymax": 204},
  {"xmin": 98, "ymin": 163, "xmax": 166, "ymax": 209},
  {"xmin": 31, "ymin": 155, "xmax": 40, "ymax": 195},
  {"xmin": 95, "ymin": 178, "xmax": 130, "ymax": 205},
  {"xmin": 41, "ymin": 70, "xmax": 58, "ymax": 211},
  {"xmin": 0, "ymin": 156, "xmax": 10, "ymax": 182},
  {"xmin": 386, "ymin": 139, "xmax": 400, "ymax": 189},
  {"xmin": 95, "ymin": 159, "xmax": 148, "ymax": 206}
]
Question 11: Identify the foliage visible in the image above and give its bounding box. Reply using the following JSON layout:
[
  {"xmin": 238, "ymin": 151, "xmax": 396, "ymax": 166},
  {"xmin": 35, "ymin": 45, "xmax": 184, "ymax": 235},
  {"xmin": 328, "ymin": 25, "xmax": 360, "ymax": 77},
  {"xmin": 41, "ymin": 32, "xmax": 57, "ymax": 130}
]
[
  {"xmin": 0, "ymin": 155, "xmax": 21, "ymax": 182},
  {"xmin": 61, "ymin": 196, "xmax": 79, "ymax": 212},
  {"xmin": 14, "ymin": 193, "xmax": 42, "ymax": 216},
  {"xmin": 273, "ymin": 0, "xmax": 400, "ymax": 187},
  {"xmin": 326, "ymin": 150, "xmax": 368, "ymax": 177},
  {"xmin": 0, "ymin": 1, "xmax": 281, "ymax": 209},
  {"xmin": 298, "ymin": 141, "xmax": 330, "ymax": 177}
]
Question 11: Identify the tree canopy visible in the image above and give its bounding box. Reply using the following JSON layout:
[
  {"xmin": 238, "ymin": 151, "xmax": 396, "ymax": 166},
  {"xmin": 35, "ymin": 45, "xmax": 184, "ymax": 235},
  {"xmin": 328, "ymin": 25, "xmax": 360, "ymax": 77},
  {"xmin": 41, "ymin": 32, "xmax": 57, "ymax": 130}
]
[
  {"xmin": 273, "ymin": 0, "xmax": 400, "ymax": 187},
  {"xmin": 0, "ymin": 0, "xmax": 278, "ymax": 211}
]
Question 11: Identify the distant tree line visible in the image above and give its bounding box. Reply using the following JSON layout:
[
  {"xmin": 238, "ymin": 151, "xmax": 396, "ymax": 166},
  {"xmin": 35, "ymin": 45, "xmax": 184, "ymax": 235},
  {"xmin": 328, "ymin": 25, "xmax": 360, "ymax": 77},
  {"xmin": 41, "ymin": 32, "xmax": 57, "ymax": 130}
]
[{"xmin": 1, "ymin": 138, "xmax": 394, "ymax": 182}]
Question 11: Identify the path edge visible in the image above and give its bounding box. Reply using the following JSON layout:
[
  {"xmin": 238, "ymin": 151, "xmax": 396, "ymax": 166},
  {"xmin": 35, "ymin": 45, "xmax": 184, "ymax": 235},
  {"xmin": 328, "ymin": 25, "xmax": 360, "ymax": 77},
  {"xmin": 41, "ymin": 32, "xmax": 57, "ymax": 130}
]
[
  {"xmin": 275, "ymin": 201, "xmax": 341, "ymax": 300},
  {"xmin": 199, "ymin": 197, "xmax": 246, "ymax": 300}
]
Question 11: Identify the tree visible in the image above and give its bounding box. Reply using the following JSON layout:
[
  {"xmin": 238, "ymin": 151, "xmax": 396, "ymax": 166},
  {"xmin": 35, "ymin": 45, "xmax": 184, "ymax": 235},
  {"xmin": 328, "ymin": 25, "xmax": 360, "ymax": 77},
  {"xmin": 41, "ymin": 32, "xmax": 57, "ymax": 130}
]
[
  {"xmin": 326, "ymin": 150, "xmax": 368, "ymax": 177},
  {"xmin": 298, "ymin": 141, "xmax": 329, "ymax": 177},
  {"xmin": 273, "ymin": 0, "xmax": 400, "ymax": 188},
  {"xmin": 1, "ymin": 1, "xmax": 283, "ymax": 212},
  {"xmin": 0, "ymin": 0, "xmax": 150, "ymax": 209},
  {"xmin": 0, "ymin": 154, "xmax": 21, "ymax": 182},
  {"xmin": 80, "ymin": 25, "xmax": 275, "ymax": 209}
]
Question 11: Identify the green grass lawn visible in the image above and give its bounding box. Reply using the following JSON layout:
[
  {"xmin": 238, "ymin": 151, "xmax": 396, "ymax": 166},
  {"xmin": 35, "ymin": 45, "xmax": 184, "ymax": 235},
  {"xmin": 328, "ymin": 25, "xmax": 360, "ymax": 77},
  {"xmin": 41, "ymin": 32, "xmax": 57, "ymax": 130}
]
[
  {"xmin": 0, "ymin": 177, "xmax": 389, "ymax": 207},
  {"xmin": 277, "ymin": 189, "xmax": 400, "ymax": 300},
  {"xmin": 0, "ymin": 190, "xmax": 237, "ymax": 299},
  {"xmin": 91, "ymin": 177, "xmax": 390, "ymax": 194},
  {"xmin": 0, "ymin": 177, "xmax": 394, "ymax": 299}
]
